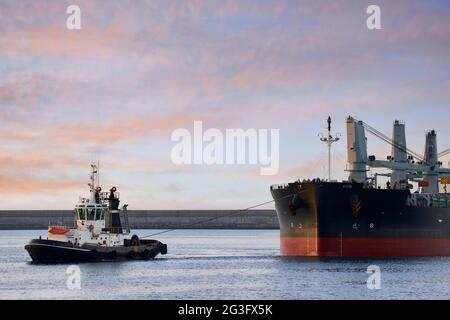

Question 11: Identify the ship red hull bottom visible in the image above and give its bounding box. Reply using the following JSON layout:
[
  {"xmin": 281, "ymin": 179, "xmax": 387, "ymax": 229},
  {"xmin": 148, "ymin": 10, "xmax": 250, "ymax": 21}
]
[{"xmin": 281, "ymin": 236, "xmax": 450, "ymax": 257}]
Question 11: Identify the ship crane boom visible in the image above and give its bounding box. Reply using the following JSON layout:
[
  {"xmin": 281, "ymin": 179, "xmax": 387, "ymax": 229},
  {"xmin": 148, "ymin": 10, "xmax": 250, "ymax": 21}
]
[
  {"xmin": 347, "ymin": 116, "xmax": 450, "ymax": 193},
  {"xmin": 353, "ymin": 117, "xmax": 424, "ymax": 162},
  {"xmin": 439, "ymin": 148, "xmax": 450, "ymax": 158}
]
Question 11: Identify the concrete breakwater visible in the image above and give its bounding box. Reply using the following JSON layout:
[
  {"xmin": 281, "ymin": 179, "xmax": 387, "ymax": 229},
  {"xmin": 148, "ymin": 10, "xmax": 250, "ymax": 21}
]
[{"xmin": 0, "ymin": 210, "xmax": 279, "ymax": 230}]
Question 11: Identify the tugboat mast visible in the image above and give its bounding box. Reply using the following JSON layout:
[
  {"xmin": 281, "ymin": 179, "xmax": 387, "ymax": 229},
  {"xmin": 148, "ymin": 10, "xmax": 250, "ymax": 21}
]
[
  {"xmin": 88, "ymin": 163, "xmax": 99, "ymax": 203},
  {"xmin": 319, "ymin": 116, "xmax": 340, "ymax": 181}
]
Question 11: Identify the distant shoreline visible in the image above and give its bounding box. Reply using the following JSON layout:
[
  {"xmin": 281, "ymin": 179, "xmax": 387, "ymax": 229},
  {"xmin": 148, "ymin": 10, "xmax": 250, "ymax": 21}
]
[{"xmin": 0, "ymin": 210, "xmax": 279, "ymax": 230}]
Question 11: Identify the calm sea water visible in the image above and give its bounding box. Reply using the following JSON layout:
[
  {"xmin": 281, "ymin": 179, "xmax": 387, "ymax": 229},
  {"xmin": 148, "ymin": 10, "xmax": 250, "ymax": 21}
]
[{"xmin": 0, "ymin": 229, "xmax": 449, "ymax": 300}]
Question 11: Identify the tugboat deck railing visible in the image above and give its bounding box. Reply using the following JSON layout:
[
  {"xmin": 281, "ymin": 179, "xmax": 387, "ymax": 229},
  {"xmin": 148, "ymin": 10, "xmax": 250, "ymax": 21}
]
[{"xmin": 101, "ymin": 227, "xmax": 130, "ymax": 235}]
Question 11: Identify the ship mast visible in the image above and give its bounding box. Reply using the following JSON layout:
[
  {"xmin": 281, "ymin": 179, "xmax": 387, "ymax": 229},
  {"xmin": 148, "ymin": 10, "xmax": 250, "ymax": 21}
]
[
  {"xmin": 319, "ymin": 116, "xmax": 340, "ymax": 181},
  {"xmin": 88, "ymin": 162, "xmax": 99, "ymax": 203}
]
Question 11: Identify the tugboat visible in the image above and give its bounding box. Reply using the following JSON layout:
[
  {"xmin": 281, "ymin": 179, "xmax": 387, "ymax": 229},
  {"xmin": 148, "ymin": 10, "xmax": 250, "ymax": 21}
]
[{"xmin": 25, "ymin": 163, "xmax": 167, "ymax": 263}]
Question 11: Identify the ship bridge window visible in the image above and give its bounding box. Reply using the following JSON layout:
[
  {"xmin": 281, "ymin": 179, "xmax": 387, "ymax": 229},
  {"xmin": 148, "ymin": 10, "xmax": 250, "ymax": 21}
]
[
  {"xmin": 95, "ymin": 207, "xmax": 107, "ymax": 220},
  {"xmin": 87, "ymin": 207, "xmax": 95, "ymax": 220},
  {"xmin": 101, "ymin": 207, "xmax": 108, "ymax": 220},
  {"xmin": 76, "ymin": 208, "xmax": 86, "ymax": 220}
]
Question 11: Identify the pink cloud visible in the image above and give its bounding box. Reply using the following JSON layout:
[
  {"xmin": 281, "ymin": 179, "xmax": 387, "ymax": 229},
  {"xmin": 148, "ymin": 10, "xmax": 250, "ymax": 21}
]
[
  {"xmin": 0, "ymin": 174, "xmax": 81, "ymax": 194},
  {"xmin": 0, "ymin": 0, "xmax": 449, "ymax": 208}
]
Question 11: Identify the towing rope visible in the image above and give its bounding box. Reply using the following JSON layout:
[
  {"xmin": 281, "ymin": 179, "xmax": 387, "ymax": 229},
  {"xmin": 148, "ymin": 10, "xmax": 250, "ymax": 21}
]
[{"xmin": 140, "ymin": 192, "xmax": 299, "ymax": 239}]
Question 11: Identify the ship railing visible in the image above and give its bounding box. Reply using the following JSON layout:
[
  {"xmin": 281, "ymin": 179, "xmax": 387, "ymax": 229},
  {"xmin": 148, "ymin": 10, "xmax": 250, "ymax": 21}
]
[
  {"xmin": 101, "ymin": 227, "xmax": 130, "ymax": 235},
  {"xmin": 407, "ymin": 193, "xmax": 449, "ymax": 208},
  {"xmin": 48, "ymin": 224, "xmax": 74, "ymax": 229},
  {"xmin": 48, "ymin": 222, "xmax": 76, "ymax": 230},
  {"xmin": 101, "ymin": 208, "xmax": 130, "ymax": 234},
  {"xmin": 270, "ymin": 184, "xmax": 289, "ymax": 190},
  {"xmin": 99, "ymin": 191, "xmax": 120, "ymax": 201},
  {"xmin": 431, "ymin": 194, "xmax": 450, "ymax": 208},
  {"xmin": 120, "ymin": 205, "xmax": 131, "ymax": 234},
  {"xmin": 48, "ymin": 219, "xmax": 75, "ymax": 228}
]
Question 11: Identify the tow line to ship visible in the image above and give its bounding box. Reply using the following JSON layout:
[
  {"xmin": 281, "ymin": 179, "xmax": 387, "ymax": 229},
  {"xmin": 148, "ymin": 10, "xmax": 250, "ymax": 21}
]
[{"xmin": 140, "ymin": 191, "xmax": 303, "ymax": 239}]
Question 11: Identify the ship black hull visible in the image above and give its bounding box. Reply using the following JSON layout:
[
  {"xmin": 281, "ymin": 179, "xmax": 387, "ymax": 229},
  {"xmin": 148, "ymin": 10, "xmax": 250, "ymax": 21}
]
[
  {"xmin": 25, "ymin": 239, "xmax": 167, "ymax": 264},
  {"xmin": 271, "ymin": 181, "xmax": 450, "ymax": 257}
]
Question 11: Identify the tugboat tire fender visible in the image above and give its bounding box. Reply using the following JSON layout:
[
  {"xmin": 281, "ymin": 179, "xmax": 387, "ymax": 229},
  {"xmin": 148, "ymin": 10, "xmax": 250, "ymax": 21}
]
[
  {"xmin": 159, "ymin": 243, "xmax": 168, "ymax": 255},
  {"xmin": 131, "ymin": 234, "xmax": 140, "ymax": 246}
]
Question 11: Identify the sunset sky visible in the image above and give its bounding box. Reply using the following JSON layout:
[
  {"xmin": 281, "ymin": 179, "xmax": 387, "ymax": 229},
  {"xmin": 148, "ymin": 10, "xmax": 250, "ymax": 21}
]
[{"xmin": 1, "ymin": 0, "xmax": 449, "ymax": 209}]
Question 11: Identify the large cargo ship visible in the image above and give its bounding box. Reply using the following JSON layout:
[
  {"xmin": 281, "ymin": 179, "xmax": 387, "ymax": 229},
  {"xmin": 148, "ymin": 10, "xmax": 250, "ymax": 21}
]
[{"xmin": 271, "ymin": 117, "xmax": 450, "ymax": 257}]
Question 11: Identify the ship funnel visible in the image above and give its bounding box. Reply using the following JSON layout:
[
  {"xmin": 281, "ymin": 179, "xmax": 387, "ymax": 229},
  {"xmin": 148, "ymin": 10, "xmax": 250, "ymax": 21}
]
[
  {"xmin": 346, "ymin": 116, "xmax": 367, "ymax": 182},
  {"xmin": 422, "ymin": 130, "xmax": 439, "ymax": 193}
]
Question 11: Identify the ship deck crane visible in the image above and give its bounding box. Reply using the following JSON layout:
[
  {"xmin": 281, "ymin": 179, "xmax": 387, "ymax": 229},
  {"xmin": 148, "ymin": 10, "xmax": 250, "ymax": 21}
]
[
  {"xmin": 347, "ymin": 116, "xmax": 450, "ymax": 194},
  {"xmin": 352, "ymin": 117, "xmax": 425, "ymax": 162}
]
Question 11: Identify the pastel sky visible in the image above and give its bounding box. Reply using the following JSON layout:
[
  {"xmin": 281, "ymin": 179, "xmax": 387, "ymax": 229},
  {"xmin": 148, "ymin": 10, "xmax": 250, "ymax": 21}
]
[{"xmin": 1, "ymin": 0, "xmax": 449, "ymax": 210}]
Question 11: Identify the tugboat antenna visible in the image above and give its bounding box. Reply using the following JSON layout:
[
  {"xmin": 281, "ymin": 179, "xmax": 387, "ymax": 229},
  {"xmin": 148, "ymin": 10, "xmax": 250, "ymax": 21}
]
[
  {"xmin": 319, "ymin": 116, "xmax": 340, "ymax": 181},
  {"xmin": 97, "ymin": 161, "xmax": 100, "ymax": 189},
  {"xmin": 89, "ymin": 162, "xmax": 99, "ymax": 202}
]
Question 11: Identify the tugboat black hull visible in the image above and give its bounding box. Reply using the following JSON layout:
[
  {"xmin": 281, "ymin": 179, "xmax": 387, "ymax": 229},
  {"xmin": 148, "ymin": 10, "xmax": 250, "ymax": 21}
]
[
  {"xmin": 271, "ymin": 181, "xmax": 450, "ymax": 257},
  {"xmin": 25, "ymin": 239, "xmax": 167, "ymax": 264}
]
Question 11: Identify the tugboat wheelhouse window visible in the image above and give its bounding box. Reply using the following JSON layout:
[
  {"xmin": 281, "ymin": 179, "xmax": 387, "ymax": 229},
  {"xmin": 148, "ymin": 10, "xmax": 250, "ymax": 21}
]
[
  {"xmin": 75, "ymin": 205, "xmax": 107, "ymax": 221},
  {"xmin": 76, "ymin": 207, "xmax": 86, "ymax": 220},
  {"xmin": 96, "ymin": 207, "xmax": 107, "ymax": 220},
  {"xmin": 87, "ymin": 206, "xmax": 95, "ymax": 220},
  {"xmin": 102, "ymin": 207, "xmax": 108, "ymax": 220}
]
